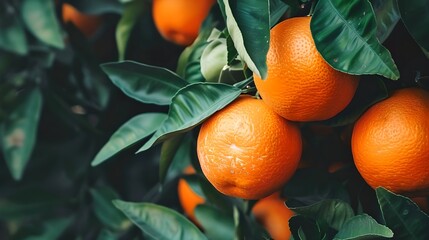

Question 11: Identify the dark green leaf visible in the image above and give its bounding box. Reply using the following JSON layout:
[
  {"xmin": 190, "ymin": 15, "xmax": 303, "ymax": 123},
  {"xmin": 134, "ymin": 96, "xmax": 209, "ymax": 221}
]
[
  {"xmin": 164, "ymin": 135, "xmax": 194, "ymax": 183},
  {"xmin": 376, "ymin": 187, "xmax": 429, "ymax": 240},
  {"xmin": 138, "ymin": 82, "xmax": 241, "ymax": 152},
  {"xmin": 370, "ymin": 0, "xmax": 400, "ymax": 42},
  {"xmin": 159, "ymin": 134, "xmax": 185, "ymax": 183},
  {"xmin": 96, "ymin": 229, "xmax": 118, "ymax": 240},
  {"xmin": 1, "ymin": 88, "xmax": 43, "ymax": 180},
  {"xmin": 320, "ymin": 75, "xmax": 388, "ymax": 126},
  {"xmin": 176, "ymin": 24, "xmax": 214, "ymax": 83},
  {"xmin": 21, "ymin": 0, "xmax": 64, "ymax": 48},
  {"xmin": 90, "ymin": 187, "xmax": 129, "ymax": 231},
  {"xmin": 233, "ymin": 206, "xmax": 269, "ymax": 240},
  {"xmin": 233, "ymin": 76, "xmax": 254, "ymax": 89},
  {"xmin": 195, "ymin": 204, "xmax": 235, "ymax": 240},
  {"xmin": 270, "ymin": 0, "xmax": 289, "ymax": 27},
  {"xmin": 113, "ymin": 201, "xmax": 207, "ymax": 240},
  {"xmin": 24, "ymin": 217, "xmax": 73, "ymax": 240},
  {"xmin": 183, "ymin": 174, "xmax": 206, "ymax": 198},
  {"xmin": 288, "ymin": 199, "xmax": 355, "ymax": 231},
  {"xmin": 311, "ymin": 0, "xmax": 400, "ymax": 80},
  {"xmin": 0, "ymin": 11, "xmax": 28, "ymax": 55},
  {"xmin": 282, "ymin": 168, "xmax": 350, "ymax": 205},
  {"xmin": 116, "ymin": 0, "xmax": 146, "ymax": 60},
  {"xmin": 333, "ymin": 214, "xmax": 393, "ymax": 240},
  {"xmin": 101, "ymin": 61, "xmax": 188, "ymax": 105},
  {"xmin": 221, "ymin": 0, "xmax": 269, "ymax": 79},
  {"xmin": 91, "ymin": 113, "xmax": 167, "ymax": 166},
  {"xmin": 398, "ymin": 0, "xmax": 429, "ymax": 53},
  {"xmin": 289, "ymin": 215, "xmax": 322, "ymax": 240}
]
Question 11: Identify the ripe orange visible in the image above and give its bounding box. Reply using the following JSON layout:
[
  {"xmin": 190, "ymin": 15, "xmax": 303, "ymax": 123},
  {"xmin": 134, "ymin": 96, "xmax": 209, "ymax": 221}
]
[
  {"xmin": 197, "ymin": 96, "xmax": 302, "ymax": 199},
  {"xmin": 62, "ymin": 3, "xmax": 101, "ymax": 36},
  {"xmin": 253, "ymin": 17, "xmax": 359, "ymax": 122},
  {"xmin": 352, "ymin": 88, "xmax": 429, "ymax": 197},
  {"xmin": 152, "ymin": 0, "xmax": 215, "ymax": 46},
  {"xmin": 252, "ymin": 192, "xmax": 294, "ymax": 240},
  {"xmin": 177, "ymin": 166, "xmax": 205, "ymax": 223}
]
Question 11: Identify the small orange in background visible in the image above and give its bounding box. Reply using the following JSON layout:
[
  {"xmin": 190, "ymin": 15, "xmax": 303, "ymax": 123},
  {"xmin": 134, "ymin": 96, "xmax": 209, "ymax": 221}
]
[
  {"xmin": 352, "ymin": 88, "xmax": 429, "ymax": 197},
  {"xmin": 152, "ymin": 0, "xmax": 215, "ymax": 46},
  {"xmin": 62, "ymin": 3, "xmax": 102, "ymax": 36},
  {"xmin": 252, "ymin": 192, "xmax": 295, "ymax": 240},
  {"xmin": 177, "ymin": 166, "xmax": 205, "ymax": 223},
  {"xmin": 253, "ymin": 16, "xmax": 359, "ymax": 122},
  {"xmin": 197, "ymin": 96, "xmax": 302, "ymax": 200}
]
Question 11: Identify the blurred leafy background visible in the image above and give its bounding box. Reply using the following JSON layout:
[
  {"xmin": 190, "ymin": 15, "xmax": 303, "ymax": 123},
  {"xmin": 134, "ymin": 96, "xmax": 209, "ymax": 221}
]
[{"xmin": 1, "ymin": 0, "xmax": 429, "ymax": 239}]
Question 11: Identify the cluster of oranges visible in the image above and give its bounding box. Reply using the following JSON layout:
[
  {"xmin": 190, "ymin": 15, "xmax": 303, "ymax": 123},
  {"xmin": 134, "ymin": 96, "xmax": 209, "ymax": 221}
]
[{"xmin": 178, "ymin": 16, "xmax": 429, "ymax": 239}]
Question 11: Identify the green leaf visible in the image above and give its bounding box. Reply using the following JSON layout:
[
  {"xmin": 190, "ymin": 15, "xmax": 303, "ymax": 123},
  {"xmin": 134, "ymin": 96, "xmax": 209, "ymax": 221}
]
[
  {"xmin": 113, "ymin": 201, "xmax": 207, "ymax": 240},
  {"xmin": 311, "ymin": 0, "xmax": 400, "ymax": 80},
  {"xmin": 24, "ymin": 217, "xmax": 73, "ymax": 240},
  {"xmin": 21, "ymin": 0, "xmax": 64, "ymax": 49},
  {"xmin": 101, "ymin": 61, "xmax": 188, "ymax": 105},
  {"xmin": 376, "ymin": 187, "xmax": 429, "ymax": 240},
  {"xmin": 195, "ymin": 204, "xmax": 235, "ymax": 240},
  {"xmin": 233, "ymin": 206, "xmax": 269, "ymax": 240},
  {"xmin": 398, "ymin": 0, "xmax": 429, "ymax": 53},
  {"xmin": 0, "ymin": 10, "xmax": 28, "ymax": 55},
  {"xmin": 137, "ymin": 82, "xmax": 241, "ymax": 152},
  {"xmin": 116, "ymin": 0, "xmax": 146, "ymax": 60},
  {"xmin": 288, "ymin": 199, "xmax": 355, "ymax": 231},
  {"xmin": 289, "ymin": 215, "xmax": 323, "ymax": 240},
  {"xmin": 370, "ymin": 0, "xmax": 400, "ymax": 43},
  {"xmin": 159, "ymin": 134, "xmax": 185, "ymax": 183},
  {"xmin": 221, "ymin": 0, "xmax": 269, "ymax": 79},
  {"xmin": 91, "ymin": 113, "xmax": 167, "ymax": 166},
  {"xmin": 0, "ymin": 88, "xmax": 43, "ymax": 180},
  {"xmin": 163, "ymin": 135, "xmax": 194, "ymax": 183},
  {"xmin": 90, "ymin": 187, "xmax": 129, "ymax": 231},
  {"xmin": 200, "ymin": 37, "xmax": 227, "ymax": 82},
  {"xmin": 96, "ymin": 229, "xmax": 118, "ymax": 240},
  {"xmin": 176, "ymin": 22, "xmax": 215, "ymax": 83},
  {"xmin": 333, "ymin": 214, "xmax": 393, "ymax": 240},
  {"xmin": 270, "ymin": 0, "xmax": 289, "ymax": 28}
]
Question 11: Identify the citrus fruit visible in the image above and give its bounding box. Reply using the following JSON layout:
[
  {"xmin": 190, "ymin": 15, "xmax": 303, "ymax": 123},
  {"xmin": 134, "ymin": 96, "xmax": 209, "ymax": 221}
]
[
  {"xmin": 253, "ymin": 16, "xmax": 359, "ymax": 122},
  {"xmin": 352, "ymin": 88, "xmax": 429, "ymax": 196},
  {"xmin": 197, "ymin": 96, "xmax": 302, "ymax": 199},
  {"xmin": 62, "ymin": 3, "xmax": 101, "ymax": 36},
  {"xmin": 177, "ymin": 166, "xmax": 205, "ymax": 223},
  {"xmin": 252, "ymin": 192, "xmax": 294, "ymax": 240},
  {"xmin": 152, "ymin": 0, "xmax": 215, "ymax": 46}
]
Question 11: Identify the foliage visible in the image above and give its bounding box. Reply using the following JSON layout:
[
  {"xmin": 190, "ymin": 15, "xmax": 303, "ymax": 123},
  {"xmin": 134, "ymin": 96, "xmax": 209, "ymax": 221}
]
[{"xmin": 1, "ymin": 0, "xmax": 428, "ymax": 239}]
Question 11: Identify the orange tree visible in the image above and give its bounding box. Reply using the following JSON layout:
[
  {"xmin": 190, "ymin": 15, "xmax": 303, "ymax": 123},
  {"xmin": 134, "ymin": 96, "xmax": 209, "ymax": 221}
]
[{"xmin": 1, "ymin": 0, "xmax": 429, "ymax": 239}]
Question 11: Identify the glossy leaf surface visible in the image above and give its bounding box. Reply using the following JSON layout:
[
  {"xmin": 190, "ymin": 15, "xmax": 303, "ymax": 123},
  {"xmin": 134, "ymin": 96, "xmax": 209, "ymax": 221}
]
[{"xmin": 311, "ymin": 0, "xmax": 400, "ymax": 79}]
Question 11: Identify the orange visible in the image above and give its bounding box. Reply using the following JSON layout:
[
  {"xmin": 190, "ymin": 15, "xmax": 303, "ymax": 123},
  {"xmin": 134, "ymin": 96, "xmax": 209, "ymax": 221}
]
[
  {"xmin": 197, "ymin": 96, "xmax": 302, "ymax": 199},
  {"xmin": 252, "ymin": 192, "xmax": 294, "ymax": 240},
  {"xmin": 177, "ymin": 166, "xmax": 205, "ymax": 223},
  {"xmin": 152, "ymin": 0, "xmax": 215, "ymax": 46},
  {"xmin": 253, "ymin": 17, "xmax": 359, "ymax": 122},
  {"xmin": 352, "ymin": 88, "xmax": 429, "ymax": 197},
  {"xmin": 62, "ymin": 3, "xmax": 101, "ymax": 36}
]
